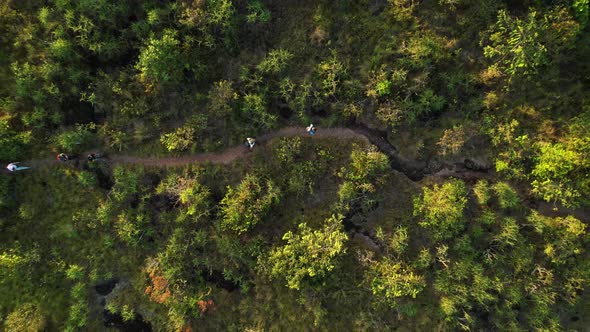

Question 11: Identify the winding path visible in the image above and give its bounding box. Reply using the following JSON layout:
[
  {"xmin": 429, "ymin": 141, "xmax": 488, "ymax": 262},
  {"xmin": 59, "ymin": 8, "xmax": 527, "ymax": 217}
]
[
  {"xmin": 18, "ymin": 125, "xmax": 488, "ymax": 181},
  {"xmin": 10, "ymin": 125, "xmax": 589, "ymax": 221},
  {"xmin": 110, "ymin": 127, "xmax": 369, "ymax": 166}
]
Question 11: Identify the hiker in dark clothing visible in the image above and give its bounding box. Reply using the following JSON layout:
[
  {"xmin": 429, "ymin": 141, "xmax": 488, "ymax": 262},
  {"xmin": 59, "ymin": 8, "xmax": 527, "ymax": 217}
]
[{"xmin": 57, "ymin": 153, "xmax": 69, "ymax": 162}]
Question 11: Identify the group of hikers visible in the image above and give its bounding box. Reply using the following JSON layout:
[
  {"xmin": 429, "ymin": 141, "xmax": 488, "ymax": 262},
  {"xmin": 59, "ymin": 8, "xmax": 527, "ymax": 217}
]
[
  {"xmin": 245, "ymin": 124, "xmax": 316, "ymax": 150},
  {"xmin": 6, "ymin": 124, "xmax": 318, "ymax": 172},
  {"xmin": 5, "ymin": 153, "xmax": 102, "ymax": 172},
  {"xmin": 57, "ymin": 153, "xmax": 101, "ymax": 162}
]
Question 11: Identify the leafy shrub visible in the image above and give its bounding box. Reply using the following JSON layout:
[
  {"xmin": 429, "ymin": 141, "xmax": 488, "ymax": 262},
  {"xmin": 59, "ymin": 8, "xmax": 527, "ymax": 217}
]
[
  {"xmin": 207, "ymin": 80, "xmax": 237, "ymax": 117},
  {"xmin": 404, "ymin": 33, "xmax": 450, "ymax": 68},
  {"xmin": 530, "ymin": 212, "xmax": 588, "ymax": 268},
  {"xmin": 316, "ymin": 53, "xmax": 346, "ymax": 99},
  {"xmin": 110, "ymin": 166, "xmax": 145, "ymax": 204},
  {"xmin": 370, "ymin": 258, "xmax": 425, "ymax": 307},
  {"xmin": 266, "ymin": 214, "xmax": 348, "ymax": 290},
  {"xmin": 114, "ymin": 210, "xmax": 149, "ymax": 245},
  {"xmin": 241, "ymin": 93, "xmax": 277, "ymax": 129},
  {"xmin": 274, "ymin": 137, "xmax": 303, "ymax": 164},
  {"xmin": 220, "ymin": 175, "xmax": 281, "ymax": 234},
  {"xmin": 366, "ymin": 68, "xmax": 393, "ymax": 98},
  {"xmin": 414, "ymin": 179, "xmax": 467, "ymax": 241},
  {"xmin": 77, "ymin": 171, "xmax": 97, "ymax": 188},
  {"xmin": 473, "ymin": 180, "xmax": 491, "ymax": 206},
  {"xmin": 573, "ymin": 0, "xmax": 589, "ymax": 27},
  {"xmin": 437, "ymin": 125, "xmax": 466, "ymax": 156},
  {"xmin": 287, "ymin": 161, "xmax": 317, "ymax": 196},
  {"xmin": 52, "ymin": 123, "xmax": 96, "ymax": 152},
  {"xmin": 531, "ymin": 141, "xmax": 588, "ymax": 207},
  {"xmin": 483, "ymin": 10, "xmax": 548, "ymax": 80},
  {"xmin": 246, "ymin": 0, "xmax": 271, "ymax": 24},
  {"xmin": 0, "ymin": 116, "xmax": 31, "ymax": 160},
  {"xmin": 493, "ymin": 217, "xmax": 520, "ymax": 247},
  {"xmin": 4, "ymin": 303, "xmax": 46, "ymax": 332},
  {"xmin": 66, "ymin": 282, "xmax": 89, "ymax": 331},
  {"xmin": 257, "ymin": 49, "xmax": 292, "ymax": 74},
  {"xmin": 492, "ymin": 182, "xmax": 519, "ymax": 210},
  {"xmin": 483, "ymin": 8, "xmax": 579, "ymax": 83},
  {"xmin": 338, "ymin": 147, "xmax": 389, "ymax": 213},
  {"xmin": 160, "ymin": 126, "xmax": 196, "ymax": 152},
  {"xmin": 136, "ymin": 30, "xmax": 187, "ymax": 85},
  {"xmin": 66, "ymin": 264, "xmax": 85, "ymax": 280}
]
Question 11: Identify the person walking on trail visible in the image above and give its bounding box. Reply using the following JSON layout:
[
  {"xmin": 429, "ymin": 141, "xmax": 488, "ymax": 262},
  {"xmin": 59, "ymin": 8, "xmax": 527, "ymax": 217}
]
[
  {"xmin": 87, "ymin": 152, "xmax": 106, "ymax": 162},
  {"xmin": 246, "ymin": 137, "xmax": 256, "ymax": 150},
  {"xmin": 57, "ymin": 153, "xmax": 69, "ymax": 162},
  {"xmin": 6, "ymin": 162, "xmax": 30, "ymax": 172},
  {"xmin": 306, "ymin": 124, "xmax": 316, "ymax": 136}
]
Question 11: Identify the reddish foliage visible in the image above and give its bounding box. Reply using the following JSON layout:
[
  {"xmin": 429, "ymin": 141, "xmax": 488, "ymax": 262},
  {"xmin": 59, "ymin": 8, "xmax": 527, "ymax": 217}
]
[
  {"xmin": 197, "ymin": 299, "xmax": 215, "ymax": 314},
  {"xmin": 144, "ymin": 270, "xmax": 172, "ymax": 304}
]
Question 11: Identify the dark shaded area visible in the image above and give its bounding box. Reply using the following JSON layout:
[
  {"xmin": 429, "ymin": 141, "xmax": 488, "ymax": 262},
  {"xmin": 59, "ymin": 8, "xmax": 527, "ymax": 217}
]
[
  {"xmin": 94, "ymin": 278, "xmax": 119, "ymax": 296},
  {"xmin": 351, "ymin": 124, "xmax": 428, "ymax": 180},
  {"xmin": 202, "ymin": 270, "xmax": 240, "ymax": 292},
  {"xmin": 352, "ymin": 123, "xmax": 493, "ymax": 182},
  {"xmin": 103, "ymin": 310, "xmax": 152, "ymax": 332}
]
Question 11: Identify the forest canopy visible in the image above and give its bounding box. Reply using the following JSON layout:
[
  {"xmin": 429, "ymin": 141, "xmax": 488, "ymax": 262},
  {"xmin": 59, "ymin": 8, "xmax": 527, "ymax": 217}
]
[{"xmin": 1, "ymin": 0, "xmax": 589, "ymax": 331}]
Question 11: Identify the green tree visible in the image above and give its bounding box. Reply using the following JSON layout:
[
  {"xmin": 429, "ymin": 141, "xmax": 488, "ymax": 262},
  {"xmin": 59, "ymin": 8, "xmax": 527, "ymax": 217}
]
[
  {"xmin": 338, "ymin": 147, "xmax": 389, "ymax": 213},
  {"xmin": 531, "ymin": 142, "xmax": 589, "ymax": 207},
  {"xmin": 160, "ymin": 126, "xmax": 197, "ymax": 152},
  {"xmin": 369, "ymin": 258, "xmax": 425, "ymax": 308},
  {"xmin": 246, "ymin": 0, "xmax": 271, "ymax": 24},
  {"xmin": 414, "ymin": 179, "xmax": 468, "ymax": 241},
  {"xmin": 492, "ymin": 182, "xmax": 520, "ymax": 210},
  {"xmin": 266, "ymin": 214, "xmax": 348, "ymax": 290},
  {"xmin": 207, "ymin": 80, "xmax": 237, "ymax": 117},
  {"xmin": 528, "ymin": 211, "xmax": 587, "ymax": 266},
  {"xmin": 4, "ymin": 303, "xmax": 46, "ymax": 332},
  {"xmin": 241, "ymin": 93, "xmax": 277, "ymax": 129},
  {"xmin": 473, "ymin": 180, "xmax": 491, "ymax": 206},
  {"xmin": 220, "ymin": 175, "xmax": 281, "ymax": 234},
  {"xmin": 257, "ymin": 49, "xmax": 292, "ymax": 74},
  {"xmin": 483, "ymin": 8, "xmax": 579, "ymax": 82},
  {"xmin": 316, "ymin": 53, "xmax": 346, "ymax": 99},
  {"xmin": 52, "ymin": 123, "xmax": 96, "ymax": 153},
  {"xmin": 136, "ymin": 30, "xmax": 189, "ymax": 86},
  {"xmin": 0, "ymin": 116, "xmax": 31, "ymax": 160},
  {"xmin": 483, "ymin": 10, "xmax": 549, "ymax": 80},
  {"xmin": 573, "ymin": 0, "xmax": 589, "ymax": 26},
  {"xmin": 156, "ymin": 174, "xmax": 211, "ymax": 221},
  {"xmin": 178, "ymin": 0, "xmax": 236, "ymax": 47}
]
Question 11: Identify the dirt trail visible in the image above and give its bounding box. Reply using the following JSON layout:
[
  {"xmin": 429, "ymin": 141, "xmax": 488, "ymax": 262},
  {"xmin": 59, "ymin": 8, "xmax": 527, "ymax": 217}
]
[
  {"xmin": 9, "ymin": 125, "xmax": 589, "ymax": 221},
  {"xmin": 19, "ymin": 127, "xmax": 369, "ymax": 168},
  {"xmin": 113, "ymin": 127, "xmax": 367, "ymax": 166}
]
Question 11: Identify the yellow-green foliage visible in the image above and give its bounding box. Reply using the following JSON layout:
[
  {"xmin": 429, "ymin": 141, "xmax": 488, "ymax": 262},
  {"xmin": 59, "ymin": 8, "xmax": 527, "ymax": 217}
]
[
  {"xmin": 492, "ymin": 182, "xmax": 520, "ymax": 210},
  {"xmin": 473, "ymin": 180, "xmax": 491, "ymax": 206},
  {"xmin": 529, "ymin": 211, "xmax": 587, "ymax": 266},
  {"xmin": 531, "ymin": 112, "xmax": 590, "ymax": 207},
  {"xmin": 267, "ymin": 214, "xmax": 347, "ymax": 290},
  {"xmin": 414, "ymin": 180, "xmax": 467, "ymax": 241},
  {"xmin": 220, "ymin": 174, "xmax": 281, "ymax": 234},
  {"xmin": 136, "ymin": 29, "xmax": 187, "ymax": 85},
  {"xmin": 369, "ymin": 258, "xmax": 425, "ymax": 307},
  {"xmin": 338, "ymin": 146, "xmax": 389, "ymax": 213},
  {"xmin": 4, "ymin": 303, "xmax": 46, "ymax": 332},
  {"xmin": 160, "ymin": 126, "xmax": 196, "ymax": 152}
]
